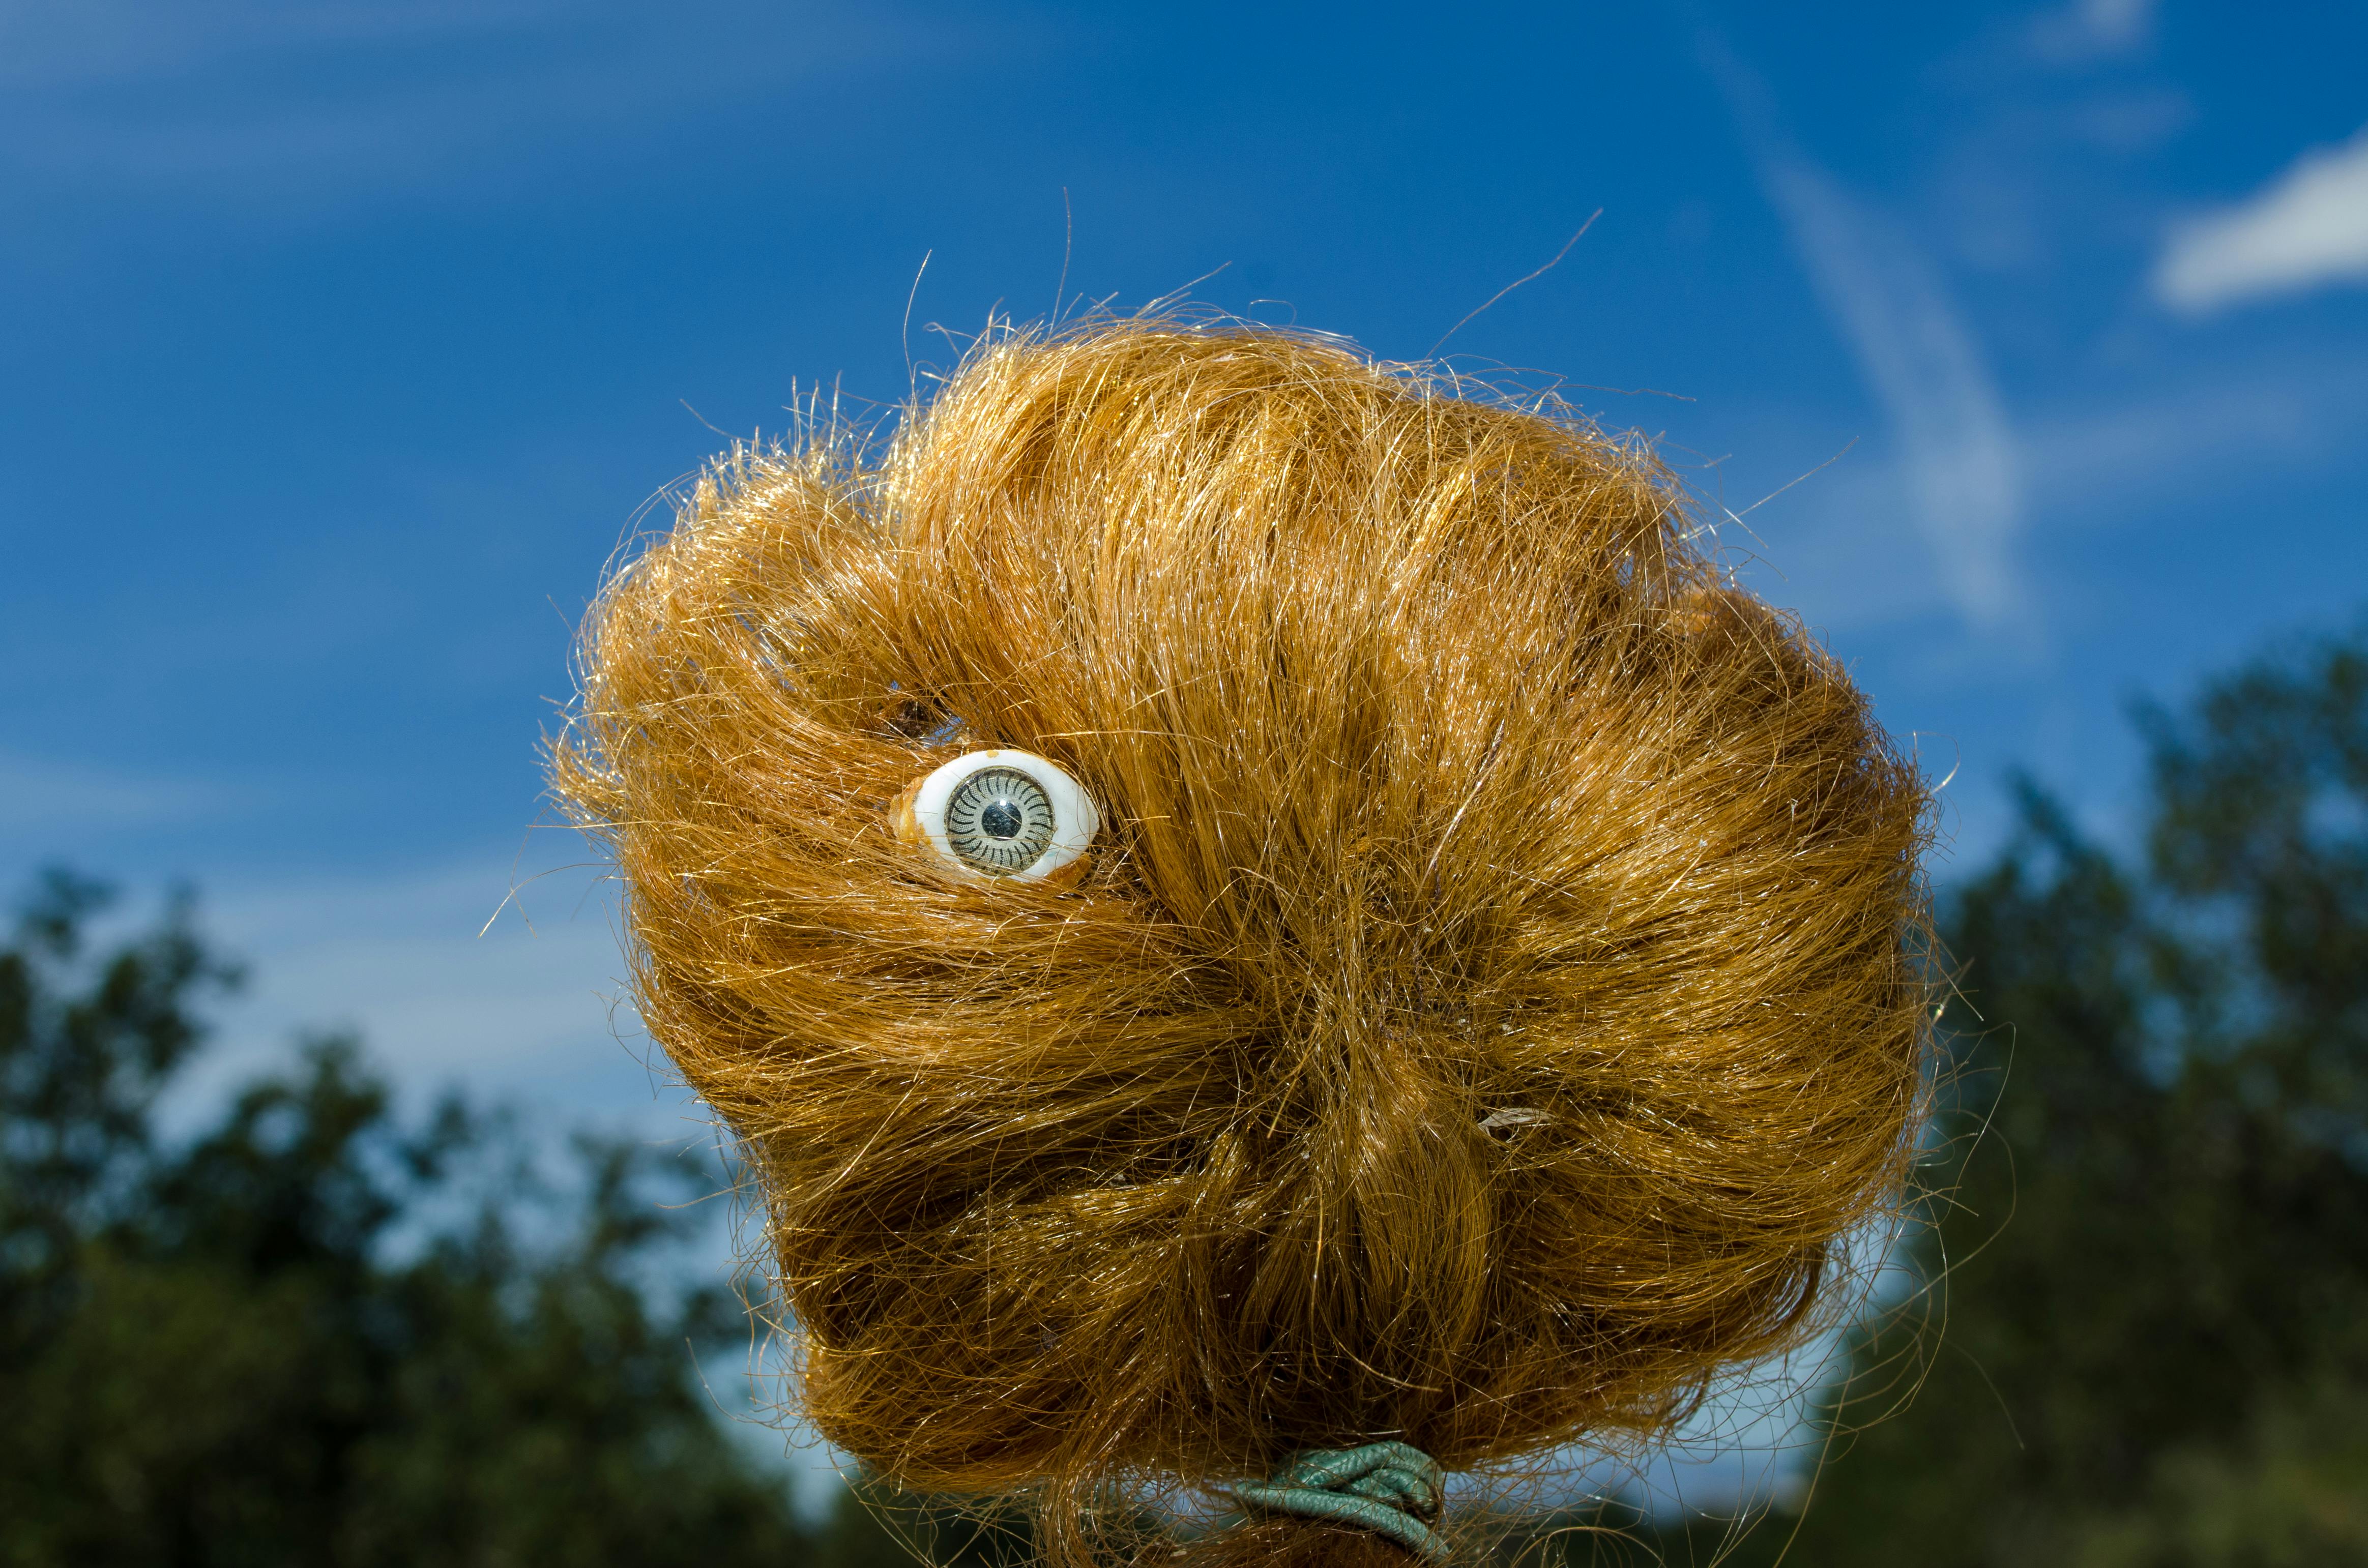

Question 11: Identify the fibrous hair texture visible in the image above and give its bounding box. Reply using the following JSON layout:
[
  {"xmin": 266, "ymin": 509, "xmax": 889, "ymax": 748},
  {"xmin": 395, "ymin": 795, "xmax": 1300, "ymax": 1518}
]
[{"xmin": 550, "ymin": 319, "xmax": 1932, "ymax": 1563}]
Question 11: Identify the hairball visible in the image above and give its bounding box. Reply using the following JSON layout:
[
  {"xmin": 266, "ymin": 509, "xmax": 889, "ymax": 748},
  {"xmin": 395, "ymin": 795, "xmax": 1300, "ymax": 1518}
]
[{"xmin": 550, "ymin": 316, "xmax": 1934, "ymax": 1566}]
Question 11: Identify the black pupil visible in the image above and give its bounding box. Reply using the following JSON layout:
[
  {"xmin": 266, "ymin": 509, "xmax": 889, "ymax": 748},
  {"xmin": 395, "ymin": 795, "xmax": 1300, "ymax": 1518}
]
[{"xmin": 980, "ymin": 800, "xmax": 1024, "ymax": 839}]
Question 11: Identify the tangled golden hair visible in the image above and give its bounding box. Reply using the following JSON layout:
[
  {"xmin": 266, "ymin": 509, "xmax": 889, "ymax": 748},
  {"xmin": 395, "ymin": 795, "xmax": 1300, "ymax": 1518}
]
[{"xmin": 550, "ymin": 318, "xmax": 1932, "ymax": 1567}]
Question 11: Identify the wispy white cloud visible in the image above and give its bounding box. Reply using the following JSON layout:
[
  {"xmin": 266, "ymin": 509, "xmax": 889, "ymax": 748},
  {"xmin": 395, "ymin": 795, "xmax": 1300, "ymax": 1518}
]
[
  {"xmin": 1762, "ymin": 161, "xmax": 2026, "ymax": 630},
  {"xmin": 0, "ymin": 751, "xmax": 256, "ymax": 832},
  {"xmin": 2027, "ymin": 0, "xmax": 2159, "ymax": 64},
  {"xmin": 2013, "ymin": 353, "xmax": 2368, "ymax": 516},
  {"xmin": 2153, "ymin": 124, "xmax": 2368, "ymax": 314},
  {"xmin": 1734, "ymin": 347, "xmax": 2368, "ymax": 642},
  {"xmin": 0, "ymin": 0, "xmax": 988, "ymax": 198},
  {"xmin": 1699, "ymin": 36, "xmax": 2029, "ymax": 633},
  {"xmin": 0, "ymin": 0, "xmax": 567, "ymax": 87},
  {"xmin": 181, "ymin": 845, "xmax": 688, "ymax": 1133}
]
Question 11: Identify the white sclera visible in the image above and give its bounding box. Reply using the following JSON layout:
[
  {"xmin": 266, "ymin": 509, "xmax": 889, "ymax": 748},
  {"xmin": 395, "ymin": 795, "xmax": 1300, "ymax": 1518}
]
[{"xmin": 906, "ymin": 749, "xmax": 1100, "ymax": 881}]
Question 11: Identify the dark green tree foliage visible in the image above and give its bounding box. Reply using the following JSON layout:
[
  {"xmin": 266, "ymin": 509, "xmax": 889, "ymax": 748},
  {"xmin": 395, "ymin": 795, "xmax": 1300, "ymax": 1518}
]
[
  {"xmin": 1758, "ymin": 628, "xmax": 2368, "ymax": 1565},
  {"xmin": 0, "ymin": 870, "xmax": 827, "ymax": 1567}
]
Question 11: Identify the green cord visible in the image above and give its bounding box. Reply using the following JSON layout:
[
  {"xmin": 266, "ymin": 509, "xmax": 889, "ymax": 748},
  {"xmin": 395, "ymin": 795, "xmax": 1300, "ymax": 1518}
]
[{"xmin": 1229, "ymin": 1442, "xmax": 1451, "ymax": 1563}]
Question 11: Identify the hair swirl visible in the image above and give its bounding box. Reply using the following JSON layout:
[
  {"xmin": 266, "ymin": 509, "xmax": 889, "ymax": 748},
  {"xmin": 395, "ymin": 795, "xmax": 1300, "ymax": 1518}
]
[{"xmin": 549, "ymin": 318, "xmax": 1934, "ymax": 1564}]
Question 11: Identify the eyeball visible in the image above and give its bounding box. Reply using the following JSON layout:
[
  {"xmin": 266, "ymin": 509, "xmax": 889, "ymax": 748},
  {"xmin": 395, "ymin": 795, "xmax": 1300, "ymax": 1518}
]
[{"xmin": 893, "ymin": 749, "xmax": 1100, "ymax": 882}]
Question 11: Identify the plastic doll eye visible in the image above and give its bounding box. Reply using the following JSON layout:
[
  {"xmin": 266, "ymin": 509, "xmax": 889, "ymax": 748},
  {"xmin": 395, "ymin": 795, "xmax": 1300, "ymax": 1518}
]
[{"xmin": 894, "ymin": 749, "xmax": 1100, "ymax": 881}]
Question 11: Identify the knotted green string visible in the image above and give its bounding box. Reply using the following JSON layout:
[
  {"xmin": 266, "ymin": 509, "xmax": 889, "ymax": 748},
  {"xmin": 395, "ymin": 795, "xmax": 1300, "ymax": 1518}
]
[{"xmin": 1229, "ymin": 1442, "xmax": 1451, "ymax": 1563}]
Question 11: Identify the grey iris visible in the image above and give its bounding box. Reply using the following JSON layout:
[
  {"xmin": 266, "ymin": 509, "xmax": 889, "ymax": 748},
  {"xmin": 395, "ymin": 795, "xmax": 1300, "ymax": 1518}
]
[{"xmin": 943, "ymin": 768, "xmax": 1057, "ymax": 873}]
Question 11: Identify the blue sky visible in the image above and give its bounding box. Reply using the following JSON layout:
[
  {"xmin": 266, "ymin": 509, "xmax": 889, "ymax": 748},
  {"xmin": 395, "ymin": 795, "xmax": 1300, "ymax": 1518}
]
[{"xmin": 5, "ymin": 0, "xmax": 2366, "ymax": 1270}]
